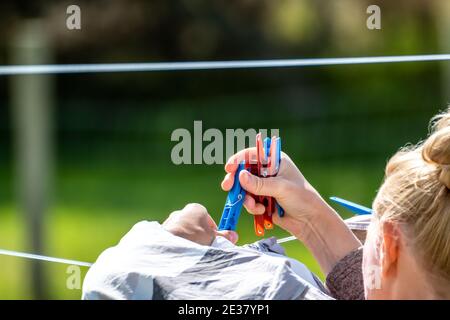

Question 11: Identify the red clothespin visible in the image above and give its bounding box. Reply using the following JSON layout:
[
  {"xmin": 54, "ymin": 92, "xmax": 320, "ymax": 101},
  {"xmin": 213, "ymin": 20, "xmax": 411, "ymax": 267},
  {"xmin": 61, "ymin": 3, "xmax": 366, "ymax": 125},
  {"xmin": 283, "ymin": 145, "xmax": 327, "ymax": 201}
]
[
  {"xmin": 243, "ymin": 149, "xmax": 260, "ymax": 235},
  {"xmin": 264, "ymin": 135, "xmax": 279, "ymax": 228},
  {"xmin": 246, "ymin": 133, "xmax": 281, "ymax": 237}
]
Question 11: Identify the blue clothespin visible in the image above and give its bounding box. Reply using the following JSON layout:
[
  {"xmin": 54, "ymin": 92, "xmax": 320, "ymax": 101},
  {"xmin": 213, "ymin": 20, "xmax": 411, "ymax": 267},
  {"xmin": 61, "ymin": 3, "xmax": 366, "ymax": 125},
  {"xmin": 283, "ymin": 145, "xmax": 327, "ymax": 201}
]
[
  {"xmin": 329, "ymin": 196, "xmax": 372, "ymax": 215},
  {"xmin": 218, "ymin": 162, "xmax": 247, "ymax": 231},
  {"xmin": 275, "ymin": 137, "xmax": 281, "ymax": 172},
  {"xmin": 262, "ymin": 136, "xmax": 285, "ymax": 217},
  {"xmin": 264, "ymin": 136, "xmax": 284, "ymax": 218},
  {"xmin": 275, "ymin": 137, "xmax": 284, "ymax": 217},
  {"xmin": 264, "ymin": 137, "xmax": 271, "ymax": 159}
]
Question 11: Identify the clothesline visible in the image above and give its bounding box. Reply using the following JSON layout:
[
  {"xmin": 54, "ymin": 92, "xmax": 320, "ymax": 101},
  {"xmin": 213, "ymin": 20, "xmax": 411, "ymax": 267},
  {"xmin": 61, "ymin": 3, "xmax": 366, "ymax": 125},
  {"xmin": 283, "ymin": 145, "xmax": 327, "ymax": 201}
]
[
  {"xmin": 0, "ymin": 54, "xmax": 449, "ymax": 76},
  {"xmin": 0, "ymin": 235, "xmax": 298, "ymax": 267}
]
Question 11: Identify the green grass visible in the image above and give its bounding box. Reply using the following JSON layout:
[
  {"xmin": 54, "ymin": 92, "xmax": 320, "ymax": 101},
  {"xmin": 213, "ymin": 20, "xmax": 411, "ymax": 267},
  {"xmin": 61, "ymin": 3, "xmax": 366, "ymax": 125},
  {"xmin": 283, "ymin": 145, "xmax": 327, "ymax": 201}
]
[{"xmin": 0, "ymin": 159, "xmax": 383, "ymax": 299}]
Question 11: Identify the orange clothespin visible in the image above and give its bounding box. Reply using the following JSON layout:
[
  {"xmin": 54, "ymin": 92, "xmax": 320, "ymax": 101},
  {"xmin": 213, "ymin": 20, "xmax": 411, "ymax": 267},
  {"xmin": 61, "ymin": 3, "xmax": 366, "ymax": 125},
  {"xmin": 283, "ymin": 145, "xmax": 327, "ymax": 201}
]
[{"xmin": 249, "ymin": 133, "xmax": 282, "ymax": 236}]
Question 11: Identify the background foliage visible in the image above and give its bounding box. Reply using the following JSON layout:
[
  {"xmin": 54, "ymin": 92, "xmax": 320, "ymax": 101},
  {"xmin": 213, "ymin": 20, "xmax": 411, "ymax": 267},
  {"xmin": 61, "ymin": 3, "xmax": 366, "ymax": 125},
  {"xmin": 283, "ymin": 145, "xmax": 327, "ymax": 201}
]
[{"xmin": 0, "ymin": 0, "xmax": 449, "ymax": 298}]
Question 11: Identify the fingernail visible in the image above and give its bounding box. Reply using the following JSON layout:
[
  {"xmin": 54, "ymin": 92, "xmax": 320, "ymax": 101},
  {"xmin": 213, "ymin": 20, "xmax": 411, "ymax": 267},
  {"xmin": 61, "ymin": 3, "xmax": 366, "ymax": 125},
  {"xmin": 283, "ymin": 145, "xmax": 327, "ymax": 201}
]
[{"xmin": 241, "ymin": 170, "xmax": 251, "ymax": 183}]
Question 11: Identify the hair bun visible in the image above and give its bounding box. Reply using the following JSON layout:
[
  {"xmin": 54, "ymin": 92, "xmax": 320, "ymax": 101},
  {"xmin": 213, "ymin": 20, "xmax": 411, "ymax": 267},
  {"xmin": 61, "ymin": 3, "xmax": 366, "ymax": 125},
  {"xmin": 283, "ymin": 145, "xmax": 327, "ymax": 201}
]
[{"xmin": 422, "ymin": 107, "xmax": 450, "ymax": 188}]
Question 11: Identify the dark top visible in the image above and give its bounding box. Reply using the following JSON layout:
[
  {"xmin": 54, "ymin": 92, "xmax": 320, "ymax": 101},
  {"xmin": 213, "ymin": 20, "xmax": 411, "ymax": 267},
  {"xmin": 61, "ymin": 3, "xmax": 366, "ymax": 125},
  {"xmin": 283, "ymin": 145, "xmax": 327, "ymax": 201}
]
[{"xmin": 325, "ymin": 247, "xmax": 365, "ymax": 300}]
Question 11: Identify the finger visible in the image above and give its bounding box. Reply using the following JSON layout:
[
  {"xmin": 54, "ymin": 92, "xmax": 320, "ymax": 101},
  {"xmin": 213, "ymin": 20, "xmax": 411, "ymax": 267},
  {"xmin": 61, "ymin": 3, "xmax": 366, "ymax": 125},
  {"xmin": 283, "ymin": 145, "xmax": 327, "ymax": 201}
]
[
  {"xmin": 183, "ymin": 203, "xmax": 208, "ymax": 215},
  {"xmin": 162, "ymin": 210, "xmax": 181, "ymax": 227},
  {"xmin": 215, "ymin": 230, "xmax": 239, "ymax": 244},
  {"xmin": 221, "ymin": 172, "xmax": 234, "ymax": 191},
  {"xmin": 272, "ymin": 213, "xmax": 283, "ymax": 226},
  {"xmin": 243, "ymin": 194, "xmax": 255, "ymax": 208},
  {"xmin": 243, "ymin": 195, "xmax": 265, "ymax": 215},
  {"xmin": 239, "ymin": 170, "xmax": 283, "ymax": 198},
  {"xmin": 225, "ymin": 147, "xmax": 257, "ymax": 173}
]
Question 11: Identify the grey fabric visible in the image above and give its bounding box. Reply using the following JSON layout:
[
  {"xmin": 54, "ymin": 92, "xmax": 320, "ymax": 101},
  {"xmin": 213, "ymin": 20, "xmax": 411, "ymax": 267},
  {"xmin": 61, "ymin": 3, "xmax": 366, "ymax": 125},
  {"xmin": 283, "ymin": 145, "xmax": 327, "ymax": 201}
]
[
  {"xmin": 242, "ymin": 236, "xmax": 286, "ymax": 255},
  {"xmin": 83, "ymin": 221, "xmax": 333, "ymax": 300}
]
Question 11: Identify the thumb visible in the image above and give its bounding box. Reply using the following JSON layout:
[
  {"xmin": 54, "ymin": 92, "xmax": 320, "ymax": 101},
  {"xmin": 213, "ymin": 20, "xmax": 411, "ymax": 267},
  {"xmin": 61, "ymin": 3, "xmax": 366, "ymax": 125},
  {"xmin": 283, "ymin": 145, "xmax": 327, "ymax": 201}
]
[
  {"xmin": 215, "ymin": 230, "xmax": 239, "ymax": 244},
  {"xmin": 239, "ymin": 170, "xmax": 283, "ymax": 198}
]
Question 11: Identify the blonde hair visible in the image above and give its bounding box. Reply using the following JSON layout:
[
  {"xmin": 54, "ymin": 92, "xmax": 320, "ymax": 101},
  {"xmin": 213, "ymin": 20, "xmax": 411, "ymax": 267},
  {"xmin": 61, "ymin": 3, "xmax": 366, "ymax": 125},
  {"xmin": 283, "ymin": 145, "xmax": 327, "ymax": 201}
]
[{"xmin": 373, "ymin": 107, "xmax": 450, "ymax": 298}]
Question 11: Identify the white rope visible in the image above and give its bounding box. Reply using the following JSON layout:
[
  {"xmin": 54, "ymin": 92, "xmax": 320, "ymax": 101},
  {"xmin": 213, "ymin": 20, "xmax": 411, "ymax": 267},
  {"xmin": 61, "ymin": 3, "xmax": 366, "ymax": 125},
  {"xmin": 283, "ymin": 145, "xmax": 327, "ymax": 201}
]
[
  {"xmin": 0, "ymin": 236, "xmax": 300, "ymax": 267},
  {"xmin": 277, "ymin": 235, "xmax": 297, "ymax": 244},
  {"xmin": 0, "ymin": 248, "xmax": 92, "ymax": 267},
  {"xmin": 0, "ymin": 54, "xmax": 449, "ymax": 75}
]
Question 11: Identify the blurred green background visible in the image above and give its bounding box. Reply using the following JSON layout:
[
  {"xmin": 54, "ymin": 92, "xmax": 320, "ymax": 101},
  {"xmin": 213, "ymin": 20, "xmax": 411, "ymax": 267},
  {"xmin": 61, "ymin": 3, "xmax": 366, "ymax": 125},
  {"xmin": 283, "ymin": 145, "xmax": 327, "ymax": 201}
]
[{"xmin": 0, "ymin": 0, "xmax": 449, "ymax": 299}]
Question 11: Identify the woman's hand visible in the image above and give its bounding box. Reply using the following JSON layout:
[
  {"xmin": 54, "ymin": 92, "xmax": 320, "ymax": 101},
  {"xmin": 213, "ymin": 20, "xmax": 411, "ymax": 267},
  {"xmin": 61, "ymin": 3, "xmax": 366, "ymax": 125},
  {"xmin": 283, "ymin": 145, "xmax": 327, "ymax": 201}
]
[
  {"xmin": 163, "ymin": 203, "xmax": 238, "ymax": 246},
  {"xmin": 222, "ymin": 148, "xmax": 361, "ymax": 274},
  {"xmin": 222, "ymin": 149, "xmax": 329, "ymax": 238}
]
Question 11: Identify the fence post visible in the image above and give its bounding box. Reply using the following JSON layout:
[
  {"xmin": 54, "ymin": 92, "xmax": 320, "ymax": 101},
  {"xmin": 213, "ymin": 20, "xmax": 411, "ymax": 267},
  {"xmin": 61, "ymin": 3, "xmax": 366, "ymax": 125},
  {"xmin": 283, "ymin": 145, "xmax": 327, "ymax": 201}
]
[{"xmin": 9, "ymin": 19, "xmax": 54, "ymax": 299}]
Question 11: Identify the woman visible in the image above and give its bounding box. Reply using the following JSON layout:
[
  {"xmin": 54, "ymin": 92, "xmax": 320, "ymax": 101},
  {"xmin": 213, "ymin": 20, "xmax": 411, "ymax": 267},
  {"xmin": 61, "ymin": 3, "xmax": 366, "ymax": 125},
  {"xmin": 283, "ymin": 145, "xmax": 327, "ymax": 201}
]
[{"xmin": 222, "ymin": 107, "xmax": 450, "ymax": 299}]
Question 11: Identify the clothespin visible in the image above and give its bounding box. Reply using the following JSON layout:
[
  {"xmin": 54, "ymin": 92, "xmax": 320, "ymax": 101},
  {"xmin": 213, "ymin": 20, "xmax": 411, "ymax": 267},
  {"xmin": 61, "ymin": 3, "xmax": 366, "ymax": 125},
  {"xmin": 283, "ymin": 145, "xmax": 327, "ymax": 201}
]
[
  {"xmin": 219, "ymin": 133, "xmax": 284, "ymax": 236},
  {"xmin": 329, "ymin": 197, "xmax": 372, "ymax": 215},
  {"xmin": 251, "ymin": 134, "xmax": 283, "ymax": 236},
  {"xmin": 275, "ymin": 137, "xmax": 284, "ymax": 217},
  {"xmin": 218, "ymin": 162, "xmax": 247, "ymax": 231}
]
